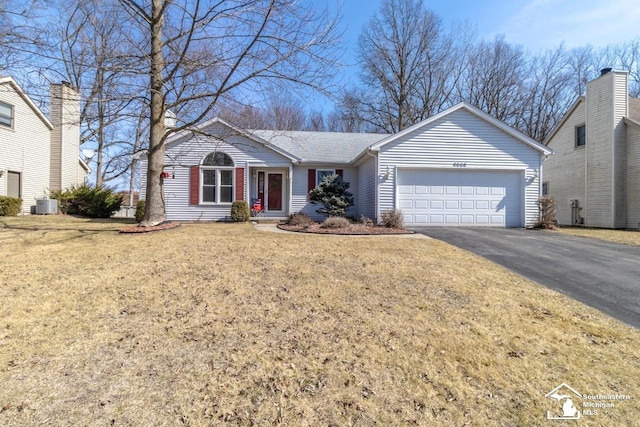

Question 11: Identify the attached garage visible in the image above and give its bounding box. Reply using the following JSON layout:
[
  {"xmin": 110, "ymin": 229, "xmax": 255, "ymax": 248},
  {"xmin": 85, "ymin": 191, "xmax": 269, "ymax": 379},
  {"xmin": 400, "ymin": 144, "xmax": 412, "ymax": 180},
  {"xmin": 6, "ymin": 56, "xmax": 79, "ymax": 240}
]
[
  {"xmin": 397, "ymin": 169, "xmax": 523, "ymax": 226},
  {"xmin": 369, "ymin": 102, "xmax": 553, "ymax": 228}
]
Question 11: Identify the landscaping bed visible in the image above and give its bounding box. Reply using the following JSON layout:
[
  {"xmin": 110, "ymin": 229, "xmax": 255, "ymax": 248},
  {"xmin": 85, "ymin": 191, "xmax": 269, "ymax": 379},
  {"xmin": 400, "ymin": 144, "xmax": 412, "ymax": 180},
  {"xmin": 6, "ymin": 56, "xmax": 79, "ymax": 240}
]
[{"xmin": 278, "ymin": 223, "xmax": 410, "ymax": 235}]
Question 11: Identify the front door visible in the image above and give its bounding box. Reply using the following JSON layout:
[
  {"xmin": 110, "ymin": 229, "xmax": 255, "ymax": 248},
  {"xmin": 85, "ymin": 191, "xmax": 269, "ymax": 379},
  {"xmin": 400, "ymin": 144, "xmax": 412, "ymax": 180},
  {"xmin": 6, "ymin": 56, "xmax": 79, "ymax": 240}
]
[{"xmin": 267, "ymin": 173, "xmax": 283, "ymax": 211}]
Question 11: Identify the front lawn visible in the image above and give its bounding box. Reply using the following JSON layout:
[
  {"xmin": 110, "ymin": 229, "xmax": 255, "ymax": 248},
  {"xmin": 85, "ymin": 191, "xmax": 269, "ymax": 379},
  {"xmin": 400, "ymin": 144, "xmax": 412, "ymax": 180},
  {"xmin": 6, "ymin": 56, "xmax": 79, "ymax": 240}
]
[
  {"xmin": 1, "ymin": 216, "xmax": 638, "ymax": 426},
  {"xmin": 556, "ymin": 227, "xmax": 640, "ymax": 246}
]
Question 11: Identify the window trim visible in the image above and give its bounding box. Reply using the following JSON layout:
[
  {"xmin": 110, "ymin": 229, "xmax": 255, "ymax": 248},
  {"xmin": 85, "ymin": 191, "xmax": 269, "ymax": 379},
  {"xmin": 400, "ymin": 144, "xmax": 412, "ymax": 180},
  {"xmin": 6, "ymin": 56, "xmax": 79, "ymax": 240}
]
[
  {"xmin": 0, "ymin": 101, "xmax": 14, "ymax": 129},
  {"xmin": 316, "ymin": 169, "xmax": 336, "ymax": 185},
  {"xmin": 575, "ymin": 124, "xmax": 586, "ymax": 148},
  {"xmin": 200, "ymin": 152, "xmax": 235, "ymax": 204}
]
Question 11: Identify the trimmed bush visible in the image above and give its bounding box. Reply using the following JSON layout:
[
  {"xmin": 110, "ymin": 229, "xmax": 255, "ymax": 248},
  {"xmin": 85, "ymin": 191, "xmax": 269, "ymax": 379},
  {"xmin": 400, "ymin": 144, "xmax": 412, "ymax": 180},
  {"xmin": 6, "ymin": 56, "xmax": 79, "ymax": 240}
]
[
  {"xmin": 359, "ymin": 215, "xmax": 375, "ymax": 227},
  {"xmin": 320, "ymin": 216, "xmax": 351, "ymax": 229},
  {"xmin": 231, "ymin": 200, "xmax": 250, "ymax": 222},
  {"xmin": 50, "ymin": 184, "xmax": 123, "ymax": 218},
  {"xmin": 287, "ymin": 212, "xmax": 315, "ymax": 227},
  {"xmin": 135, "ymin": 200, "xmax": 146, "ymax": 222},
  {"xmin": 380, "ymin": 209, "xmax": 404, "ymax": 229},
  {"xmin": 0, "ymin": 196, "xmax": 22, "ymax": 216},
  {"xmin": 309, "ymin": 174, "xmax": 354, "ymax": 217}
]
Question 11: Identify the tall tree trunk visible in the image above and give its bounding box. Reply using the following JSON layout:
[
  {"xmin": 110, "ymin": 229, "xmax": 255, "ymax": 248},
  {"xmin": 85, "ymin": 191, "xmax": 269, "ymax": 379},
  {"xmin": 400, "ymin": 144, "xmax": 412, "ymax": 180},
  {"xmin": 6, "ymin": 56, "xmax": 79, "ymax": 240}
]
[
  {"xmin": 96, "ymin": 113, "xmax": 104, "ymax": 186},
  {"xmin": 142, "ymin": 0, "xmax": 166, "ymax": 226}
]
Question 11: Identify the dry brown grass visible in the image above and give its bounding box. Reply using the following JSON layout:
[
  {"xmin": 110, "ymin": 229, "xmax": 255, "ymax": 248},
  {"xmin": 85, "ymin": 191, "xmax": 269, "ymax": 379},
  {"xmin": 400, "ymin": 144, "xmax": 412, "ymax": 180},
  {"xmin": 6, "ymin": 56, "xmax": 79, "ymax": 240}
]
[
  {"xmin": 1, "ymin": 216, "xmax": 639, "ymax": 426},
  {"xmin": 556, "ymin": 227, "xmax": 640, "ymax": 247}
]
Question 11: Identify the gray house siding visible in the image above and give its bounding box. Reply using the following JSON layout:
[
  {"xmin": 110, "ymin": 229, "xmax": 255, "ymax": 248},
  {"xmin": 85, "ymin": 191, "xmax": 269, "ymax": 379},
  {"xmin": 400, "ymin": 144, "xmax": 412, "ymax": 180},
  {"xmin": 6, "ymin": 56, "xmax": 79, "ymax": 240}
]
[
  {"xmin": 543, "ymin": 100, "xmax": 587, "ymax": 226},
  {"xmin": 141, "ymin": 123, "xmax": 292, "ymax": 221},
  {"xmin": 356, "ymin": 156, "xmax": 377, "ymax": 220},
  {"xmin": 291, "ymin": 165, "xmax": 359, "ymax": 221},
  {"xmin": 376, "ymin": 108, "xmax": 543, "ymax": 227}
]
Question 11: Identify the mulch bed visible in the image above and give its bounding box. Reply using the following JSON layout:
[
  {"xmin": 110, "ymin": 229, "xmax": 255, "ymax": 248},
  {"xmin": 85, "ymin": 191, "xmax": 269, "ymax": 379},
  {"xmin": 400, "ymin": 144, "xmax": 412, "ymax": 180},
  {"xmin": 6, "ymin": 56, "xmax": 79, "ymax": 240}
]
[
  {"xmin": 119, "ymin": 221, "xmax": 181, "ymax": 234},
  {"xmin": 278, "ymin": 223, "xmax": 412, "ymax": 235}
]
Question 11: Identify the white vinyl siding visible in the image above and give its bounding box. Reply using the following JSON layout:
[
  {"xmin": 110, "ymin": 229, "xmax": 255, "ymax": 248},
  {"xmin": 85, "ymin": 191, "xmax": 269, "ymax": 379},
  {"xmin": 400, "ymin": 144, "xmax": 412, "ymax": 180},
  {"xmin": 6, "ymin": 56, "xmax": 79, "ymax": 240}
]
[
  {"xmin": 49, "ymin": 84, "xmax": 80, "ymax": 191},
  {"xmin": 291, "ymin": 165, "xmax": 358, "ymax": 221},
  {"xmin": 613, "ymin": 72, "xmax": 628, "ymax": 228},
  {"xmin": 544, "ymin": 101, "xmax": 587, "ymax": 226},
  {"xmin": 377, "ymin": 108, "xmax": 542, "ymax": 227},
  {"xmin": 141, "ymin": 122, "xmax": 292, "ymax": 221},
  {"xmin": 586, "ymin": 72, "xmax": 616, "ymax": 228},
  {"xmin": 0, "ymin": 81, "xmax": 53, "ymax": 214},
  {"xmin": 357, "ymin": 156, "xmax": 377, "ymax": 220},
  {"xmin": 627, "ymin": 121, "xmax": 640, "ymax": 229}
]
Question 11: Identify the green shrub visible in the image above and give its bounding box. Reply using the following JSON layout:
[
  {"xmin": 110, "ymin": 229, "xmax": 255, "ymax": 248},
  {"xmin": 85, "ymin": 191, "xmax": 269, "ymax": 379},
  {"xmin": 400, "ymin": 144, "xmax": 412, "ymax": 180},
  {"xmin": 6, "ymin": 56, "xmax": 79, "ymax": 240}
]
[
  {"xmin": 0, "ymin": 196, "xmax": 22, "ymax": 216},
  {"xmin": 380, "ymin": 209, "xmax": 404, "ymax": 229},
  {"xmin": 309, "ymin": 174, "xmax": 354, "ymax": 217},
  {"xmin": 135, "ymin": 200, "xmax": 146, "ymax": 222},
  {"xmin": 50, "ymin": 184, "xmax": 122, "ymax": 218},
  {"xmin": 231, "ymin": 200, "xmax": 250, "ymax": 222},
  {"xmin": 320, "ymin": 216, "xmax": 351, "ymax": 229},
  {"xmin": 287, "ymin": 212, "xmax": 315, "ymax": 227}
]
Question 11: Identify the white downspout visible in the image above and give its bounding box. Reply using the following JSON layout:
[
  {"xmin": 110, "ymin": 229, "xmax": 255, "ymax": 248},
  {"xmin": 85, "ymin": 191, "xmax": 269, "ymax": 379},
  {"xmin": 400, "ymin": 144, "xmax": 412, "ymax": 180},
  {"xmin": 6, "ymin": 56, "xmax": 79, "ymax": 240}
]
[{"xmin": 366, "ymin": 150, "xmax": 379, "ymax": 222}]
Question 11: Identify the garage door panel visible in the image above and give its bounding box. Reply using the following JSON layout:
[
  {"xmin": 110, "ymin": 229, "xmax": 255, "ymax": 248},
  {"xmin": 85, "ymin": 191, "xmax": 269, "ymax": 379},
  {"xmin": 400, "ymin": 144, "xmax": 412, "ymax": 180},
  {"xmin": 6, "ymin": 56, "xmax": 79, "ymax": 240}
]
[
  {"xmin": 399, "ymin": 199, "xmax": 413, "ymax": 209},
  {"xmin": 397, "ymin": 170, "xmax": 522, "ymax": 227},
  {"xmin": 445, "ymin": 200, "xmax": 459, "ymax": 209}
]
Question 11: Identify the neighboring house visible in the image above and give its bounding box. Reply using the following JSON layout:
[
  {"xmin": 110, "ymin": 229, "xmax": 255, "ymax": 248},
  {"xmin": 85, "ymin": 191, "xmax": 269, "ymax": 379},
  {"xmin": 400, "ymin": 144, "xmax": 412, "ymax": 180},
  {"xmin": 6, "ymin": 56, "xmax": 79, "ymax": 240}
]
[
  {"xmin": 0, "ymin": 77, "xmax": 89, "ymax": 214},
  {"xmin": 140, "ymin": 102, "xmax": 552, "ymax": 227},
  {"xmin": 544, "ymin": 69, "xmax": 640, "ymax": 229}
]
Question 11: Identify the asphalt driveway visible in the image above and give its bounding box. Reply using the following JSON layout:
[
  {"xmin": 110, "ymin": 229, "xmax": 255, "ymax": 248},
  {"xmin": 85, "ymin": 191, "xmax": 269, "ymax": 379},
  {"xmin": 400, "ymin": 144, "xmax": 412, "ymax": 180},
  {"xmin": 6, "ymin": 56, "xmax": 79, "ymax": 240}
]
[{"xmin": 412, "ymin": 227, "xmax": 640, "ymax": 328}]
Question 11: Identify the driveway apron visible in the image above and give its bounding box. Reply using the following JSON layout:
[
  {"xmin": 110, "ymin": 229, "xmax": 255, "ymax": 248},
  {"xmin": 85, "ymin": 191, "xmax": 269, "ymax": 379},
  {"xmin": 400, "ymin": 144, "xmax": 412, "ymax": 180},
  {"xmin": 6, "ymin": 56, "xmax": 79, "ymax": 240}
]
[{"xmin": 411, "ymin": 227, "xmax": 640, "ymax": 329}]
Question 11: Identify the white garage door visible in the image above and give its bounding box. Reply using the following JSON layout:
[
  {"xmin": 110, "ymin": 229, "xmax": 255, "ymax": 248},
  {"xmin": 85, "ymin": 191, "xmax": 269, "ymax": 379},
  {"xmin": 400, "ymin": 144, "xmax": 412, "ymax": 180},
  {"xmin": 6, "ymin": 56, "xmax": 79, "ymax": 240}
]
[{"xmin": 397, "ymin": 169, "xmax": 522, "ymax": 227}]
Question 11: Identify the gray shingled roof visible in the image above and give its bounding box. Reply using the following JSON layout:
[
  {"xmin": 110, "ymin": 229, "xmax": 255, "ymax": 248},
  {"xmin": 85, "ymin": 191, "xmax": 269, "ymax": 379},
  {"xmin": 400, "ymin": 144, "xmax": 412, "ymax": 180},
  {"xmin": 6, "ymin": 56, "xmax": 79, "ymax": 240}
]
[{"xmin": 250, "ymin": 130, "xmax": 389, "ymax": 164}]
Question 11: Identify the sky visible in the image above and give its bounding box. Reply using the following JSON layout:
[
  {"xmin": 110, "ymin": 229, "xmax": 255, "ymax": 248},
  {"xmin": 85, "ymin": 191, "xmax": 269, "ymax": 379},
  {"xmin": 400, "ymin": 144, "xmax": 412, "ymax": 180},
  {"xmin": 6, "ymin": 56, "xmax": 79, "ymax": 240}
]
[{"xmin": 319, "ymin": 0, "xmax": 640, "ymax": 109}]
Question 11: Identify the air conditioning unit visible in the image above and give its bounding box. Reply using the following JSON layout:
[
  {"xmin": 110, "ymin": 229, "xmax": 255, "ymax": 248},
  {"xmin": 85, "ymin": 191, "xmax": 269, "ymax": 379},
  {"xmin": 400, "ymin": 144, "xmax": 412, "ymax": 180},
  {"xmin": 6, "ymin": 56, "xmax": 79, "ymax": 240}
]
[
  {"xmin": 570, "ymin": 199, "xmax": 579, "ymax": 208},
  {"xmin": 36, "ymin": 199, "xmax": 58, "ymax": 215}
]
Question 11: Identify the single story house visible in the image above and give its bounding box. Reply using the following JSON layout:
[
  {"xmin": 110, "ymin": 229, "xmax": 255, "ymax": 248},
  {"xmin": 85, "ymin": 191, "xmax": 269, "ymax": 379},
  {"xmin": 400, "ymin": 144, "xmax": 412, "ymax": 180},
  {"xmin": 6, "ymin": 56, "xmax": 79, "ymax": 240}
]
[
  {"xmin": 0, "ymin": 76, "xmax": 89, "ymax": 214},
  {"xmin": 544, "ymin": 69, "xmax": 640, "ymax": 229},
  {"xmin": 140, "ymin": 102, "xmax": 552, "ymax": 227}
]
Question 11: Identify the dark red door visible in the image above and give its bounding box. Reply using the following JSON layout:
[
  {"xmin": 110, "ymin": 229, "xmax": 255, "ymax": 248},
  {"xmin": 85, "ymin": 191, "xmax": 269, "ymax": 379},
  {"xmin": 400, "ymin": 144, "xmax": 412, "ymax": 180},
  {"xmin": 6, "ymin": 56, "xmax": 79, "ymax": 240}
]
[{"xmin": 267, "ymin": 173, "xmax": 282, "ymax": 210}]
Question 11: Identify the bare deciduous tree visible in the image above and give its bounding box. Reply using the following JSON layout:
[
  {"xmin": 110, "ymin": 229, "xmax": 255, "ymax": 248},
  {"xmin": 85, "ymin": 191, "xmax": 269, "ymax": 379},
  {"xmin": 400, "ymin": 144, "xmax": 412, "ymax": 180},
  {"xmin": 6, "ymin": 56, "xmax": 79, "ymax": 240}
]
[
  {"xmin": 117, "ymin": 0, "xmax": 341, "ymax": 226},
  {"xmin": 357, "ymin": 0, "xmax": 458, "ymax": 133},
  {"xmin": 56, "ymin": 0, "xmax": 138, "ymax": 186}
]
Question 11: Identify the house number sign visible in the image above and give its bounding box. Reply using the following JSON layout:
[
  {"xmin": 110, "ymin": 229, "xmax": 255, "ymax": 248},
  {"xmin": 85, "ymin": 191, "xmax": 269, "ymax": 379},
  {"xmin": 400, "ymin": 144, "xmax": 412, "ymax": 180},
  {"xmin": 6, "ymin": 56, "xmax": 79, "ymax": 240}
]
[{"xmin": 453, "ymin": 162, "xmax": 467, "ymax": 167}]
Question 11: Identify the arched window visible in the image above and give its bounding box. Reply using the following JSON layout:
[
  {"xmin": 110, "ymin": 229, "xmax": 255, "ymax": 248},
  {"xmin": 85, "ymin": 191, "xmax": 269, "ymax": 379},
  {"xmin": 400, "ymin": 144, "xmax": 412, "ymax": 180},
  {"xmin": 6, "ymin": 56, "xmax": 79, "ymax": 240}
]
[
  {"xmin": 201, "ymin": 151, "xmax": 234, "ymax": 203},
  {"xmin": 202, "ymin": 152, "xmax": 234, "ymax": 167}
]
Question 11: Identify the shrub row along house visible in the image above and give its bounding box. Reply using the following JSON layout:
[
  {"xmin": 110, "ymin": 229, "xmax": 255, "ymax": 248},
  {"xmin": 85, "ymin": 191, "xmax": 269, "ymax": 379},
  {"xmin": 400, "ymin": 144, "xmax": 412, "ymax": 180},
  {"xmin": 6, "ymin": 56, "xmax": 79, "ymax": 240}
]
[
  {"xmin": 0, "ymin": 77, "xmax": 89, "ymax": 214},
  {"xmin": 544, "ymin": 69, "xmax": 640, "ymax": 229},
  {"xmin": 140, "ymin": 103, "xmax": 552, "ymax": 227}
]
